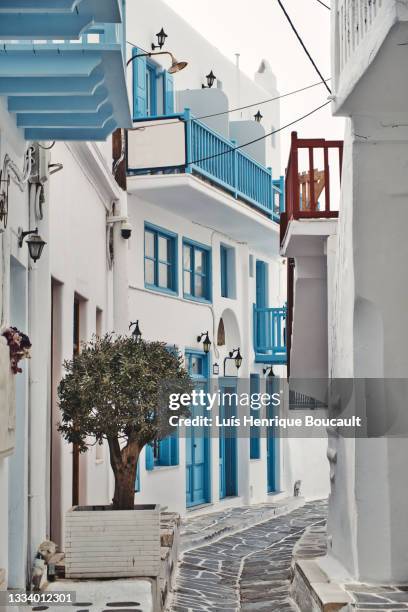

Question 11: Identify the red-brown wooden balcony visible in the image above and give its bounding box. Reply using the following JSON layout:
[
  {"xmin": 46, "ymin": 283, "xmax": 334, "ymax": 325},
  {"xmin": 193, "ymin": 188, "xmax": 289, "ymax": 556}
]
[{"xmin": 280, "ymin": 131, "xmax": 344, "ymax": 249}]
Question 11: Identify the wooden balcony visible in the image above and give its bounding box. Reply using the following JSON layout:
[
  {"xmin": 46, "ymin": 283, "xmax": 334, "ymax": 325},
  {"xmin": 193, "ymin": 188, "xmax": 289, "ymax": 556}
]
[{"xmin": 280, "ymin": 132, "xmax": 343, "ymax": 247}]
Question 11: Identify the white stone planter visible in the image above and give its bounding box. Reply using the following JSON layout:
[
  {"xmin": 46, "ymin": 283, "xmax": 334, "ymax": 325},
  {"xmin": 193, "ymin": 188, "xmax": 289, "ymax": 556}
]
[{"xmin": 65, "ymin": 505, "xmax": 161, "ymax": 579}]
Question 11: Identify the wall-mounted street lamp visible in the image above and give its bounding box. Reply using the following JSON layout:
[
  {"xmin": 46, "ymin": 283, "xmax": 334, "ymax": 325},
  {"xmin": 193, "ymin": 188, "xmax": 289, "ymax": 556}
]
[
  {"xmin": 223, "ymin": 348, "xmax": 243, "ymax": 377},
  {"xmin": 18, "ymin": 227, "xmax": 46, "ymax": 262},
  {"xmin": 127, "ymin": 50, "xmax": 188, "ymax": 74},
  {"xmin": 213, "ymin": 363, "xmax": 220, "ymax": 376},
  {"xmin": 263, "ymin": 366, "xmax": 275, "ymax": 377},
  {"xmin": 129, "ymin": 320, "xmax": 142, "ymax": 343},
  {"xmin": 254, "ymin": 110, "xmax": 263, "ymax": 123},
  {"xmin": 202, "ymin": 70, "xmax": 216, "ymax": 89},
  {"xmin": 151, "ymin": 28, "xmax": 168, "ymax": 51},
  {"xmin": 197, "ymin": 331, "xmax": 211, "ymax": 354}
]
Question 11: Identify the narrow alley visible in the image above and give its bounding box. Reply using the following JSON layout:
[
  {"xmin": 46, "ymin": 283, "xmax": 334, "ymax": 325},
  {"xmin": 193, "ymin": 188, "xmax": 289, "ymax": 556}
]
[{"xmin": 170, "ymin": 500, "xmax": 327, "ymax": 611}]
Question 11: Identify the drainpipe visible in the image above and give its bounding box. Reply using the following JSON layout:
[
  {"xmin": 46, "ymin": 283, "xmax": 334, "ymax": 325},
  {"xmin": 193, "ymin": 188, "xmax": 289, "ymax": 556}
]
[
  {"xmin": 111, "ymin": 190, "xmax": 130, "ymax": 335},
  {"xmin": 27, "ymin": 179, "xmax": 51, "ymax": 586}
]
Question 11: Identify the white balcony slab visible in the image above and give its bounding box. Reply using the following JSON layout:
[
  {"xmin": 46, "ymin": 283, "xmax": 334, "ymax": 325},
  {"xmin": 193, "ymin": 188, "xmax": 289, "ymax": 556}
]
[
  {"xmin": 127, "ymin": 173, "xmax": 280, "ymax": 258},
  {"xmin": 281, "ymin": 218, "xmax": 338, "ymax": 258}
]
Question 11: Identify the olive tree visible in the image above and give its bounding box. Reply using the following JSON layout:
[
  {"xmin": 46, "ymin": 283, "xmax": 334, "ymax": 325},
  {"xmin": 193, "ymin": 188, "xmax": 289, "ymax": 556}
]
[{"xmin": 58, "ymin": 334, "xmax": 192, "ymax": 510}]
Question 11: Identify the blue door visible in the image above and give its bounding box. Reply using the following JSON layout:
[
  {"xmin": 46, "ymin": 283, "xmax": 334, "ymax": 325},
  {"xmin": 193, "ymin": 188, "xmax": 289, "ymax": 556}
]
[
  {"xmin": 186, "ymin": 351, "xmax": 210, "ymax": 507},
  {"xmin": 256, "ymin": 260, "xmax": 269, "ymax": 351},
  {"xmin": 219, "ymin": 380, "xmax": 238, "ymax": 499},
  {"xmin": 266, "ymin": 376, "xmax": 279, "ymax": 493}
]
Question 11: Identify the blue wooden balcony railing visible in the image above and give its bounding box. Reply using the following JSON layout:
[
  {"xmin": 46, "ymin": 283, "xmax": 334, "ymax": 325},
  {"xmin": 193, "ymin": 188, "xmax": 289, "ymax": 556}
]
[
  {"xmin": 129, "ymin": 111, "xmax": 284, "ymax": 222},
  {"xmin": 253, "ymin": 305, "xmax": 287, "ymax": 364}
]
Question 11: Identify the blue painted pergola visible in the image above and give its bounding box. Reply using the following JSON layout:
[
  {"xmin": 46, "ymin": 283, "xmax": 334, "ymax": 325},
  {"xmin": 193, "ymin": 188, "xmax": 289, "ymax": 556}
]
[{"xmin": 0, "ymin": 0, "xmax": 132, "ymax": 140}]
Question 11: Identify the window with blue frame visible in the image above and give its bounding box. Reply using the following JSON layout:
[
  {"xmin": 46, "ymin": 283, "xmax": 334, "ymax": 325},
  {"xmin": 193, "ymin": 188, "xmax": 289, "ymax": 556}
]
[
  {"xmin": 145, "ymin": 345, "xmax": 180, "ymax": 471},
  {"xmin": 144, "ymin": 224, "xmax": 178, "ymax": 294},
  {"xmin": 220, "ymin": 244, "xmax": 236, "ymax": 299},
  {"xmin": 132, "ymin": 47, "xmax": 174, "ymax": 118},
  {"xmin": 250, "ymin": 374, "xmax": 261, "ymax": 459},
  {"xmin": 183, "ymin": 240, "xmax": 212, "ymax": 302},
  {"xmin": 145, "ymin": 435, "xmax": 179, "ymax": 470}
]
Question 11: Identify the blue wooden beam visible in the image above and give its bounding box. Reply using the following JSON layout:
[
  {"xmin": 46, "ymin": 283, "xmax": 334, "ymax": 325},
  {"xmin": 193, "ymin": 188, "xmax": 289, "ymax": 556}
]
[
  {"xmin": 16, "ymin": 102, "xmax": 113, "ymax": 127},
  {"xmin": 8, "ymin": 85, "xmax": 108, "ymax": 113},
  {"xmin": 0, "ymin": 0, "xmax": 81, "ymax": 11},
  {"xmin": 25, "ymin": 118, "xmax": 117, "ymax": 141},
  {"xmin": 0, "ymin": 53, "xmax": 102, "ymax": 78},
  {"xmin": 0, "ymin": 74, "xmax": 104, "ymax": 97},
  {"xmin": 0, "ymin": 1, "xmax": 122, "ymax": 40}
]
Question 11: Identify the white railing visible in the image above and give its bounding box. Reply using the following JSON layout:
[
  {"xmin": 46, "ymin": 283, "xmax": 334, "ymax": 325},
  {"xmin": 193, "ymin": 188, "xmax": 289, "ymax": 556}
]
[{"xmin": 338, "ymin": 0, "xmax": 383, "ymax": 71}]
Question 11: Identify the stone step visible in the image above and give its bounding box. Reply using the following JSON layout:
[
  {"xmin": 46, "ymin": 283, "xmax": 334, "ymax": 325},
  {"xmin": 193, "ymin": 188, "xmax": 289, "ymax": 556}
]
[{"xmin": 292, "ymin": 559, "xmax": 354, "ymax": 612}]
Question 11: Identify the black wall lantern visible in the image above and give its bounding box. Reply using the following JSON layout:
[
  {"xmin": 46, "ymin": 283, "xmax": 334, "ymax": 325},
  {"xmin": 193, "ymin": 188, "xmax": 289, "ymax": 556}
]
[
  {"xmin": 151, "ymin": 27, "xmax": 168, "ymax": 50},
  {"xmin": 223, "ymin": 348, "xmax": 243, "ymax": 376},
  {"xmin": 197, "ymin": 331, "xmax": 211, "ymax": 354},
  {"xmin": 18, "ymin": 227, "xmax": 46, "ymax": 262},
  {"xmin": 254, "ymin": 110, "xmax": 263, "ymax": 123},
  {"xmin": 213, "ymin": 362, "xmax": 220, "ymax": 376},
  {"xmin": 202, "ymin": 70, "xmax": 216, "ymax": 89},
  {"xmin": 129, "ymin": 320, "xmax": 142, "ymax": 343}
]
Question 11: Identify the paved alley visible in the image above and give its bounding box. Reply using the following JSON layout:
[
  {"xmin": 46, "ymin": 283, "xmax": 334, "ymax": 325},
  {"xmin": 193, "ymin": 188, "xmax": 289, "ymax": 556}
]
[{"xmin": 170, "ymin": 500, "xmax": 327, "ymax": 612}]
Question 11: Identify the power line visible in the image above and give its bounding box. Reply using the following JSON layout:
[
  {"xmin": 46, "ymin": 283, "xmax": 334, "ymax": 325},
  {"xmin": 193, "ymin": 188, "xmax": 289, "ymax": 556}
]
[
  {"xmin": 315, "ymin": 0, "xmax": 331, "ymax": 8},
  {"xmin": 198, "ymin": 78, "xmax": 331, "ymax": 119},
  {"xmin": 190, "ymin": 100, "xmax": 331, "ymax": 165},
  {"xmin": 276, "ymin": 0, "xmax": 332, "ymax": 94},
  {"xmin": 128, "ymin": 78, "xmax": 331, "ymax": 131}
]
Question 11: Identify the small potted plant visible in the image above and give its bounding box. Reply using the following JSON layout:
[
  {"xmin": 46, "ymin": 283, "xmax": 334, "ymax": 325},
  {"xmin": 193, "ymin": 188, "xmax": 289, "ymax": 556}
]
[{"xmin": 58, "ymin": 333, "xmax": 192, "ymax": 579}]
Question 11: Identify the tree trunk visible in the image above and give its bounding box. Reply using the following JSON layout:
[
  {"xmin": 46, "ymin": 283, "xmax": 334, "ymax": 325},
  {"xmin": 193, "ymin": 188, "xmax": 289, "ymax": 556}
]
[{"xmin": 108, "ymin": 437, "xmax": 140, "ymax": 510}]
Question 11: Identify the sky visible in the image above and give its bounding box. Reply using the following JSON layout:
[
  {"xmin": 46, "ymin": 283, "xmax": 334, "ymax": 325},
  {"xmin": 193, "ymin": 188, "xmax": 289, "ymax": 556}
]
[{"xmin": 162, "ymin": 0, "xmax": 344, "ymax": 168}]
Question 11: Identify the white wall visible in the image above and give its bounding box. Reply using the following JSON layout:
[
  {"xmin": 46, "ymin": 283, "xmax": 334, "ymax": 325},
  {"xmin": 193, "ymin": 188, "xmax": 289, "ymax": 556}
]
[{"xmin": 327, "ymin": 110, "xmax": 408, "ymax": 581}]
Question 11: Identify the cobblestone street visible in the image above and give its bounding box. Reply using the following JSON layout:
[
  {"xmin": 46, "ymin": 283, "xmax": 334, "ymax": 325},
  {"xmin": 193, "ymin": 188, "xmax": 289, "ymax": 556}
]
[{"xmin": 170, "ymin": 500, "xmax": 327, "ymax": 612}]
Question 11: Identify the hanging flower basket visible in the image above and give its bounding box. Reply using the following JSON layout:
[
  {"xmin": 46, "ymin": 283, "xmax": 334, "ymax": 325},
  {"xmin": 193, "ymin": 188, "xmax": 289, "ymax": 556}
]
[{"xmin": 2, "ymin": 326, "xmax": 32, "ymax": 374}]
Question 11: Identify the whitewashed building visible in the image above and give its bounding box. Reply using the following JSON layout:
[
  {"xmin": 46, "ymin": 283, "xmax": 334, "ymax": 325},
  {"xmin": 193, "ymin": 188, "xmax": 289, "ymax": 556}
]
[
  {"xmin": 0, "ymin": 0, "xmax": 330, "ymax": 591},
  {"xmin": 0, "ymin": 0, "xmax": 131, "ymax": 589},
  {"xmin": 282, "ymin": 0, "xmax": 408, "ymax": 592}
]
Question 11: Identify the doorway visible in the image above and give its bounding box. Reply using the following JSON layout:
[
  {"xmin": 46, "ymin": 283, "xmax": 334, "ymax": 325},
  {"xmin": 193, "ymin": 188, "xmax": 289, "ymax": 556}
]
[{"xmin": 185, "ymin": 351, "xmax": 210, "ymax": 508}]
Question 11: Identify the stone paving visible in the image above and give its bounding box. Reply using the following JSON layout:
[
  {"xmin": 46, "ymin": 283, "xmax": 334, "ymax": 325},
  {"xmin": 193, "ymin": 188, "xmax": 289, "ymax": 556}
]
[
  {"xmin": 345, "ymin": 584, "xmax": 408, "ymax": 611},
  {"xmin": 170, "ymin": 499, "xmax": 328, "ymax": 612}
]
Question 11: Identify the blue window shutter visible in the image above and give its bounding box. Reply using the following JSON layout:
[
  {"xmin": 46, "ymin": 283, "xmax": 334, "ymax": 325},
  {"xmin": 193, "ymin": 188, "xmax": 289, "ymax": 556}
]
[
  {"xmin": 250, "ymin": 374, "xmax": 261, "ymax": 459},
  {"xmin": 133, "ymin": 47, "xmax": 147, "ymax": 117},
  {"xmin": 158, "ymin": 437, "xmax": 171, "ymax": 466},
  {"xmin": 163, "ymin": 71, "xmax": 174, "ymax": 115},
  {"xmin": 145, "ymin": 444, "xmax": 154, "ymax": 471},
  {"xmin": 135, "ymin": 460, "xmax": 140, "ymax": 492},
  {"xmin": 170, "ymin": 432, "xmax": 179, "ymax": 465}
]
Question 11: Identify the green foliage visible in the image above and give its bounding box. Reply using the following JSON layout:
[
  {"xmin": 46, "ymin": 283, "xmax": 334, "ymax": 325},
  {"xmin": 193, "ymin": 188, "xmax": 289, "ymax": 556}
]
[{"xmin": 58, "ymin": 334, "xmax": 192, "ymax": 453}]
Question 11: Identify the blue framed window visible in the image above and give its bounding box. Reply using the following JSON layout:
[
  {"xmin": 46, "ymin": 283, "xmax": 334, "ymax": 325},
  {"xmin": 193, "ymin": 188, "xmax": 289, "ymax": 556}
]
[
  {"xmin": 145, "ymin": 345, "xmax": 179, "ymax": 471},
  {"xmin": 145, "ymin": 436, "xmax": 179, "ymax": 470},
  {"xmin": 133, "ymin": 47, "xmax": 174, "ymax": 118},
  {"xmin": 220, "ymin": 244, "xmax": 235, "ymax": 299},
  {"xmin": 144, "ymin": 224, "xmax": 178, "ymax": 294},
  {"xmin": 221, "ymin": 245, "xmax": 228, "ymax": 297},
  {"xmin": 183, "ymin": 240, "xmax": 212, "ymax": 302},
  {"xmin": 250, "ymin": 374, "xmax": 261, "ymax": 460}
]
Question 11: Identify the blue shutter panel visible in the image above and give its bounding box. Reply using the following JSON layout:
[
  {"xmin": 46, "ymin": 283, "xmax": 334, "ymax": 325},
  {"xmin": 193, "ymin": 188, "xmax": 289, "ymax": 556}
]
[
  {"xmin": 135, "ymin": 460, "xmax": 140, "ymax": 492},
  {"xmin": 133, "ymin": 47, "xmax": 147, "ymax": 117},
  {"xmin": 170, "ymin": 432, "xmax": 179, "ymax": 465},
  {"xmin": 250, "ymin": 374, "xmax": 261, "ymax": 460},
  {"xmin": 163, "ymin": 71, "xmax": 174, "ymax": 115},
  {"xmin": 145, "ymin": 444, "xmax": 154, "ymax": 470}
]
